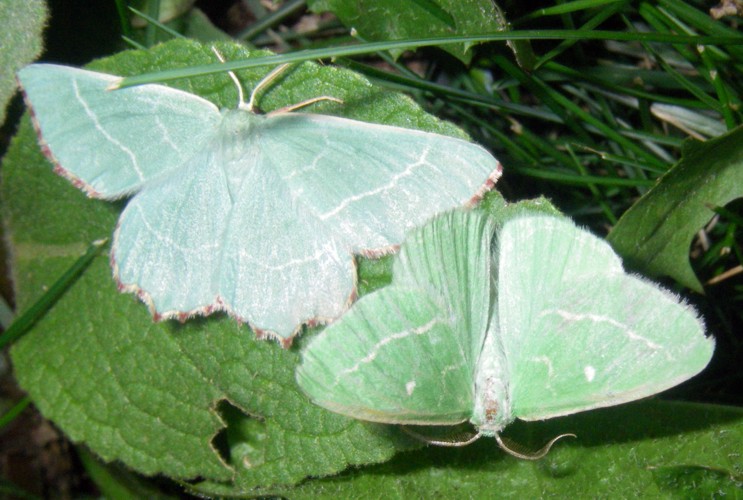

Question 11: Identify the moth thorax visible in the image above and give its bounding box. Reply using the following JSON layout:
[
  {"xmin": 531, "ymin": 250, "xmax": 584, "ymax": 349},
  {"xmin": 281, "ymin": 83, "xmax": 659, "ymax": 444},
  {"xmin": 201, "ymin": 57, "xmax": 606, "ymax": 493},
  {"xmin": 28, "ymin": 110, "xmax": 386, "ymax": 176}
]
[{"xmin": 218, "ymin": 109, "xmax": 260, "ymax": 161}]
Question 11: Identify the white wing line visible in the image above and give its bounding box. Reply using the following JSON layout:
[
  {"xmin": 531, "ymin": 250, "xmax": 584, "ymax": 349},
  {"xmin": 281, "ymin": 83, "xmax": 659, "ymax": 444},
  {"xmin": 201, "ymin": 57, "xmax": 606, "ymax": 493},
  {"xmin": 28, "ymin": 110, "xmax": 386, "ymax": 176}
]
[
  {"xmin": 441, "ymin": 360, "xmax": 466, "ymax": 377},
  {"xmin": 317, "ymin": 146, "xmax": 433, "ymax": 221},
  {"xmin": 532, "ymin": 355, "xmax": 555, "ymax": 378},
  {"xmin": 281, "ymin": 148, "xmax": 326, "ymax": 182},
  {"xmin": 544, "ymin": 309, "xmax": 663, "ymax": 350},
  {"xmin": 332, "ymin": 317, "xmax": 441, "ymax": 387},
  {"xmin": 237, "ymin": 248, "xmax": 328, "ymax": 271},
  {"xmin": 72, "ymin": 78, "xmax": 146, "ymax": 182},
  {"xmin": 530, "ymin": 355, "xmax": 556, "ymax": 394},
  {"xmin": 154, "ymin": 116, "xmax": 181, "ymax": 154}
]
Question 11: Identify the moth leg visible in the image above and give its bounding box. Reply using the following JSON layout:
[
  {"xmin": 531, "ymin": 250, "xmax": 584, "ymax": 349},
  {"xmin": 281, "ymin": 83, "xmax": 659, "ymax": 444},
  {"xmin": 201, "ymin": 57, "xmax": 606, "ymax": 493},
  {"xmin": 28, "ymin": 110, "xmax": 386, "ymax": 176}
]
[{"xmin": 401, "ymin": 426, "xmax": 482, "ymax": 447}]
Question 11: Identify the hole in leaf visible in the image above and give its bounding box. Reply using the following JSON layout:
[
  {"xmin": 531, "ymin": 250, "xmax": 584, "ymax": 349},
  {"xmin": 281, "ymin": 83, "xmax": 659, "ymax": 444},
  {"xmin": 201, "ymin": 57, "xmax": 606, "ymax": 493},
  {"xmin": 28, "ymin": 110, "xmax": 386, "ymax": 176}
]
[{"xmin": 211, "ymin": 400, "xmax": 267, "ymax": 470}]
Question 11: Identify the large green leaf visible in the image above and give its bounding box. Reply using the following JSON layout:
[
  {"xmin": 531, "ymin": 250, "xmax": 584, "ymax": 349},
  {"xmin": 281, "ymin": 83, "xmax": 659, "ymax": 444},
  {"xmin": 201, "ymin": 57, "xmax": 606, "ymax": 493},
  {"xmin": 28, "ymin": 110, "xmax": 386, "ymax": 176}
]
[
  {"xmin": 307, "ymin": 0, "xmax": 502, "ymax": 64},
  {"xmin": 2, "ymin": 38, "xmax": 474, "ymax": 488},
  {"xmin": 608, "ymin": 126, "xmax": 743, "ymax": 292}
]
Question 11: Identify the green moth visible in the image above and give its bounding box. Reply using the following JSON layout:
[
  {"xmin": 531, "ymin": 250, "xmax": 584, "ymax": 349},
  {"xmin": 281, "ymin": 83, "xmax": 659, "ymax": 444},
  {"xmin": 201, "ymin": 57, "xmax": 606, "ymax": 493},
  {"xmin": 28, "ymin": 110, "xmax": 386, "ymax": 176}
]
[
  {"xmin": 16, "ymin": 60, "xmax": 501, "ymax": 345},
  {"xmin": 296, "ymin": 209, "xmax": 715, "ymax": 452}
]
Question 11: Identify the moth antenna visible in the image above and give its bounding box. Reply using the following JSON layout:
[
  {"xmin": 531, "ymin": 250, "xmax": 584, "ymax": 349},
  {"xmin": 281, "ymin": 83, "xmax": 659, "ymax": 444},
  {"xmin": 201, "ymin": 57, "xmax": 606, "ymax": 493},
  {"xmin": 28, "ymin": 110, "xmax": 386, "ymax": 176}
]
[
  {"xmin": 401, "ymin": 426, "xmax": 482, "ymax": 447},
  {"xmin": 242, "ymin": 62, "xmax": 344, "ymax": 115},
  {"xmin": 268, "ymin": 96, "xmax": 344, "ymax": 116},
  {"xmin": 211, "ymin": 46, "xmax": 247, "ymax": 110},
  {"xmin": 494, "ymin": 432, "xmax": 576, "ymax": 460},
  {"xmin": 247, "ymin": 63, "xmax": 292, "ymax": 113}
]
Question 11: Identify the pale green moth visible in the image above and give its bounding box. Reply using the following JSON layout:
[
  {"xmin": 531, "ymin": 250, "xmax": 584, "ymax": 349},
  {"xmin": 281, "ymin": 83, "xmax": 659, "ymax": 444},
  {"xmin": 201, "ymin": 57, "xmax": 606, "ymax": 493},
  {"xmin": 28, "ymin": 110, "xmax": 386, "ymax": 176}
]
[
  {"xmin": 296, "ymin": 209, "xmax": 715, "ymax": 453},
  {"xmin": 16, "ymin": 63, "xmax": 502, "ymax": 345}
]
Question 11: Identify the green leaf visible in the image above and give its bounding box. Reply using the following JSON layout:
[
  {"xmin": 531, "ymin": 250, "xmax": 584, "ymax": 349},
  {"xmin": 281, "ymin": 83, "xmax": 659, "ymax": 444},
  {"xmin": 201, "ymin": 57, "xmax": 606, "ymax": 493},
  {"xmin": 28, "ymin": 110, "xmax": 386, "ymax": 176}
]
[
  {"xmin": 0, "ymin": 0, "xmax": 47, "ymax": 123},
  {"xmin": 607, "ymin": 125, "xmax": 743, "ymax": 292},
  {"xmin": 257, "ymin": 401, "xmax": 743, "ymax": 498},
  {"xmin": 1, "ymin": 38, "xmax": 476, "ymax": 488},
  {"xmin": 129, "ymin": 0, "xmax": 196, "ymax": 27},
  {"xmin": 128, "ymin": 5, "xmax": 232, "ymax": 46},
  {"xmin": 306, "ymin": 0, "xmax": 502, "ymax": 64}
]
